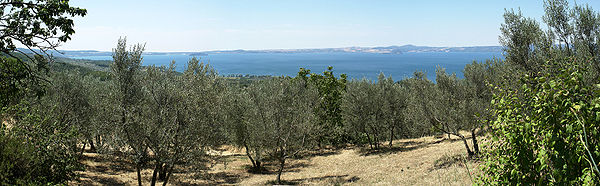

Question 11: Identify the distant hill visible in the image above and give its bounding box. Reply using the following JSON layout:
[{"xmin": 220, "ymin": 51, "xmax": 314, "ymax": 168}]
[
  {"xmin": 209, "ymin": 45, "xmax": 502, "ymax": 54},
  {"xmin": 17, "ymin": 45, "xmax": 502, "ymax": 57}
]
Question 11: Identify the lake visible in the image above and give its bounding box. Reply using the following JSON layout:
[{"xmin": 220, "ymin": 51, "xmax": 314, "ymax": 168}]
[{"xmin": 71, "ymin": 52, "xmax": 503, "ymax": 81}]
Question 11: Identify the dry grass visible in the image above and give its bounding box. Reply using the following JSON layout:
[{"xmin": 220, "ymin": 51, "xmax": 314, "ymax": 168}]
[{"xmin": 70, "ymin": 134, "xmax": 480, "ymax": 185}]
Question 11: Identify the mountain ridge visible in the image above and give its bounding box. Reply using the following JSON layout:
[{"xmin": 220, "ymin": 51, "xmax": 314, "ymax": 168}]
[{"xmin": 19, "ymin": 45, "xmax": 502, "ymax": 57}]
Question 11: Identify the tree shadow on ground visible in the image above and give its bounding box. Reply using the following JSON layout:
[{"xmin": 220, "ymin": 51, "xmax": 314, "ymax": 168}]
[
  {"xmin": 428, "ymin": 153, "xmax": 480, "ymax": 171},
  {"xmin": 243, "ymin": 160, "xmax": 312, "ymax": 175},
  {"xmin": 201, "ymin": 172, "xmax": 246, "ymax": 185},
  {"xmin": 284, "ymin": 161, "xmax": 312, "ymax": 173},
  {"xmin": 77, "ymin": 174, "xmax": 128, "ymax": 186},
  {"xmin": 295, "ymin": 148, "xmax": 341, "ymax": 159},
  {"xmin": 80, "ymin": 152, "xmax": 136, "ymax": 174},
  {"xmin": 266, "ymin": 174, "xmax": 360, "ymax": 185},
  {"xmin": 358, "ymin": 138, "xmax": 450, "ymax": 156}
]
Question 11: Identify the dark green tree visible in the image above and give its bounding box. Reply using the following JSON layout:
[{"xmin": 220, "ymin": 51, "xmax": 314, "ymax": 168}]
[
  {"xmin": 0, "ymin": 0, "xmax": 87, "ymax": 58},
  {"xmin": 0, "ymin": 1, "xmax": 86, "ymax": 106},
  {"xmin": 298, "ymin": 66, "xmax": 347, "ymax": 147}
]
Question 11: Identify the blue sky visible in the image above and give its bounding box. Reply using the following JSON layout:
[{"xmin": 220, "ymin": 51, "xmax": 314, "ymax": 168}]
[{"xmin": 60, "ymin": 0, "xmax": 600, "ymax": 52}]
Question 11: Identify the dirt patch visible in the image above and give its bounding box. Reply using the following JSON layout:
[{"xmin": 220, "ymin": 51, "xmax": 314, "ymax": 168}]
[{"xmin": 71, "ymin": 134, "xmax": 479, "ymax": 185}]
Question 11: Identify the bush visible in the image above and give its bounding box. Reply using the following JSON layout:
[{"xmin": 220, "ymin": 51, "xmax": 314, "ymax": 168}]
[
  {"xmin": 478, "ymin": 58, "xmax": 600, "ymax": 185},
  {"xmin": 1, "ymin": 103, "xmax": 82, "ymax": 185}
]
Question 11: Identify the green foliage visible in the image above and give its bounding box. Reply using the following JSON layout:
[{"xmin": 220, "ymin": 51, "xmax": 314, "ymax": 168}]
[
  {"xmin": 1, "ymin": 102, "xmax": 82, "ymax": 185},
  {"xmin": 298, "ymin": 66, "xmax": 347, "ymax": 146},
  {"xmin": 109, "ymin": 40, "xmax": 226, "ymax": 185},
  {"xmin": 0, "ymin": 56, "xmax": 30, "ymax": 107},
  {"xmin": 479, "ymin": 1, "xmax": 600, "ymax": 184},
  {"xmin": 141, "ymin": 59, "xmax": 225, "ymax": 185},
  {"xmin": 109, "ymin": 37, "xmax": 148, "ymax": 185},
  {"xmin": 377, "ymin": 73, "xmax": 408, "ymax": 147},
  {"xmin": 341, "ymin": 73, "xmax": 407, "ymax": 149},
  {"xmin": 342, "ymin": 79, "xmax": 382, "ymax": 148},
  {"xmin": 402, "ymin": 61, "xmax": 500, "ymax": 157},
  {"xmin": 479, "ymin": 58, "xmax": 600, "ymax": 184},
  {"xmin": 500, "ymin": 8, "xmax": 544, "ymax": 72},
  {"xmin": 242, "ymin": 77, "xmax": 318, "ymax": 183},
  {"xmin": 401, "ymin": 71, "xmax": 436, "ymax": 137},
  {"xmin": 0, "ymin": 0, "xmax": 87, "ymax": 54},
  {"xmin": 46, "ymin": 71, "xmax": 93, "ymax": 147}
]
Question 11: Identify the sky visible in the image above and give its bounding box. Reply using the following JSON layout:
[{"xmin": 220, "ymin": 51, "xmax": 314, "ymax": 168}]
[{"xmin": 59, "ymin": 0, "xmax": 600, "ymax": 52}]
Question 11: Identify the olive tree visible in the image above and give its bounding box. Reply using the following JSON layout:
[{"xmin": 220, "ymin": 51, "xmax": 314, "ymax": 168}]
[
  {"xmin": 342, "ymin": 78, "xmax": 386, "ymax": 149},
  {"xmin": 244, "ymin": 77, "xmax": 318, "ymax": 184},
  {"xmin": 110, "ymin": 37, "xmax": 147, "ymax": 186},
  {"xmin": 376, "ymin": 73, "xmax": 408, "ymax": 147},
  {"xmin": 403, "ymin": 69, "xmax": 477, "ymax": 157},
  {"xmin": 221, "ymin": 87, "xmax": 258, "ymax": 169},
  {"xmin": 46, "ymin": 71, "xmax": 94, "ymax": 154},
  {"xmin": 402, "ymin": 71, "xmax": 436, "ymax": 138}
]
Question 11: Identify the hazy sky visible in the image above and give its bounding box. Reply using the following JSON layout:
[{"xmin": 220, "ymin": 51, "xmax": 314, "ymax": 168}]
[{"xmin": 60, "ymin": 0, "xmax": 600, "ymax": 52}]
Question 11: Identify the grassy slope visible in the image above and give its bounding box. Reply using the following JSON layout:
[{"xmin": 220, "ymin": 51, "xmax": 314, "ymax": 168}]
[{"xmin": 71, "ymin": 134, "xmax": 479, "ymax": 185}]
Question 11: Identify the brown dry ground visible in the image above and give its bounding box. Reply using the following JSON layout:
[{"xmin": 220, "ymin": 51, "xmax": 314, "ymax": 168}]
[{"xmin": 70, "ymin": 134, "xmax": 480, "ymax": 185}]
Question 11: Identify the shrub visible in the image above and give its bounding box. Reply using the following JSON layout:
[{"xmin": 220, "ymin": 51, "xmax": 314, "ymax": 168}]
[{"xmin": 478, "ymin": 58, "xmax": 600, "ymax": 185}]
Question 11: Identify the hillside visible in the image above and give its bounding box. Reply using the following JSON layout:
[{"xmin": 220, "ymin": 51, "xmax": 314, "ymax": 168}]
[{"xmin": 72, "ymin": 134, "xmax": 478, "ymax": 185}]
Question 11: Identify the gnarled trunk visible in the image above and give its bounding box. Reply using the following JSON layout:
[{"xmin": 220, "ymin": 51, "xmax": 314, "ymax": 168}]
[
  {"xmin": 471, "ymin": 129, "xmax": 480, "ymax": 155},
  {"xmin": 276, "ymin": 157, "xmax": 286, "ymax": 185},
  {"xmin": 459, "ymin": 135, "xmax": 474, "ymax": 158},
  {"xmin": 244, "ymin": 142, "xmax": 257, "ymax": 168}
]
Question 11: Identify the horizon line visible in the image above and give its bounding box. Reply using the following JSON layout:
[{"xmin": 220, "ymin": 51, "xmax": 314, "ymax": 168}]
[{"xmin": 53, "ymin": 44, "xmax": 503, "ymax": 53}]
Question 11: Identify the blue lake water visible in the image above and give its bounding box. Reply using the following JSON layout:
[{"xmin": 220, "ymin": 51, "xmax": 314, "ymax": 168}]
[{"xmin": 71, "ymin": 52, "xmax": 503, "ymax": 81}]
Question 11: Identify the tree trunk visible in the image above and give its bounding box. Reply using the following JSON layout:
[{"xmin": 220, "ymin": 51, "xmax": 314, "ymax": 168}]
[
  {"xmin": 162, "ymin": 163, "xmax": 175, "ymax": 186},
  {"xmin": 389, "ymin": 125, "xmax": 394, "ymax": 147},
  {"xmin": 366, "ymin": 133, "xmax": 373, "ymax": 150},
  {"xmin": 88, "ymin": 138, "xmax": 96, "ymax": 152},
  {"xmin": 136, "ymin": 165, "xmax": 143, "ymax": 186},
  {"xmin": 317, "ymin": 137, "xmax": 323, "ymax": 149},
  {"xmin": 158, "ymin": 163, "xmax": 167, "ymax": 181},
  {"xmin": 244, "ymin": 142, "xmax": 257, "ymax": 168},
  {"xmin": 471, "ymin": 129, "xmax": 480, "ymax": 155},
  {"xmin": 373, "ymin": 131, "xmax": 380, "ymax": 149},
  {"xmin": 80, "ymin": 142, "xmax": 86, "ymax": 156},
  {"xmin": 276, "ymin": 157, "xmax": 286, "ymax": 185},
  {"xmin": 459, "ymin": 136, "xmax": 474, "ymax": 158},
  {"xmin": 371, "ymin": 126, "xmax": 380, "ymax": 149},
  {"xmin": 96, "ymin": 135, "xmax": 102, "ymax": 149},
  {"xmin": 151, "ymin": 163, "xmax": 160, "ymax": 186}
]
